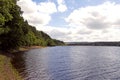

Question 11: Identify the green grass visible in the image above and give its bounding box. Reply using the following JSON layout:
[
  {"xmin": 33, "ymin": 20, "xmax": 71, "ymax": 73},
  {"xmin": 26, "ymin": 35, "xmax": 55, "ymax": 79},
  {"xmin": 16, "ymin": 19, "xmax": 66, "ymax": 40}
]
[{"xmin": 0, "ymin": 54, "xmax": 23, "ymax": 80}]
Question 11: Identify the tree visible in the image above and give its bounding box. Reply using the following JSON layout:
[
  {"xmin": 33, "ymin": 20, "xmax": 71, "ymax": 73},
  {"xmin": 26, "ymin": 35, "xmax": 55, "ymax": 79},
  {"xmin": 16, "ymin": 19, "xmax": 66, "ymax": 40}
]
[
  {"xmin": 0, "ymin": 0, "xmax": 14, "ymax": 26},
  {"xmin": 0, "ymin": 0, "xmax": 65, "ymax": 50}
]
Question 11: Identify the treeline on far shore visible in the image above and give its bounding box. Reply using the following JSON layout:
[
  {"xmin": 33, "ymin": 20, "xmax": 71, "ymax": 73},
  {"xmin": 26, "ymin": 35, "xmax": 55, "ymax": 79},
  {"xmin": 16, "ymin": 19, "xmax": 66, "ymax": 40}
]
[
  {"xmin": 0, "ymin": 0, "xmax": 64, "ymax": 51},
  {"xmin": 66, "ymin": 42, "xmax": 120, "ymax": 46}
]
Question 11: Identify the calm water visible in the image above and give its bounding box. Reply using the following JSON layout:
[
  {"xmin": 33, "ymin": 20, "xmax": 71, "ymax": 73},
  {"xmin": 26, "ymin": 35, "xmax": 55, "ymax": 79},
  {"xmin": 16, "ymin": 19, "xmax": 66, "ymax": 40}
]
[{"xmin": 13, "ymin": 46, "xmax": 120, "ymax": 80}]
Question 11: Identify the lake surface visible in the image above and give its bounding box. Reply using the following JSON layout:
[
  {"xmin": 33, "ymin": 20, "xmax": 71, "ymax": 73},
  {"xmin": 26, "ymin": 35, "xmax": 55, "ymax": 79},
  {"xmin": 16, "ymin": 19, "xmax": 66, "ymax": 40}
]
[{"xmin": 13, "ymin": 46, "xmax": 120, "ymax": 80}]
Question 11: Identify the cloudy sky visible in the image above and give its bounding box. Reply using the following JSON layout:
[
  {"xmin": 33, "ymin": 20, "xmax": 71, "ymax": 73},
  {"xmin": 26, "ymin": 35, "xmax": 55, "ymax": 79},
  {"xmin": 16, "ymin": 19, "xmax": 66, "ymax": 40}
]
[{"xmin": 17, "ymin": 0, "xmax": 120, "ymax": 42}]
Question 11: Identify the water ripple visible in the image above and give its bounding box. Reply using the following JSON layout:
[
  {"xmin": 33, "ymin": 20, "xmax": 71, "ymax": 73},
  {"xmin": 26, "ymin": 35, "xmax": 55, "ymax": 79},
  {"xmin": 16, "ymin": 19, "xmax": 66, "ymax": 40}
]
[{"xmin": 13, "ymin": 46, "xmax": 120, "ymax": 80}]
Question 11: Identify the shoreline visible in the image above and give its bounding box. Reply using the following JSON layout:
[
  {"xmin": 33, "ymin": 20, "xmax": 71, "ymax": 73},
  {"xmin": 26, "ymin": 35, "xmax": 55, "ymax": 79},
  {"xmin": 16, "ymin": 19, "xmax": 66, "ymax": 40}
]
[
  {"xmin": 0, "ymin": 52, "xmax": 23, "ymax": 80},
  {"xmin": 9, "ymin": 46, "xmax": 45, "ymax": 53},
  {"xmin": 19, "ymin": 46, "xmax": 45, "ymax": 51},
  {"xmin": 0, "ymin": 46, "xmax": 44, "ymax": 80}
]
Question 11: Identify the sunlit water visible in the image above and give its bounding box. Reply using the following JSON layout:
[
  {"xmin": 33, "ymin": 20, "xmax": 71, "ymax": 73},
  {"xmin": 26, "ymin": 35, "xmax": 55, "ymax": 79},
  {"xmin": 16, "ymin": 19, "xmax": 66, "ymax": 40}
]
[{"xmin": 13, "ymin": 46, "xmax": 120, "ymax": 80}]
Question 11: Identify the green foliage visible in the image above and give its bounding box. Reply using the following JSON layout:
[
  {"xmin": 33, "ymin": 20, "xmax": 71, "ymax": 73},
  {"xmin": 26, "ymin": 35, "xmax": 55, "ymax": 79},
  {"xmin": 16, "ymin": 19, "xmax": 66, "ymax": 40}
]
[
  {"xmin": 53, "ymin": 39, "xmax": 65, "ymax": 45},
  {"xmin": 0, "ymin": 0, "xmax": 65, "ymax": 50},
  {"xmin": 0, "ymin": 13, "xmax": 5, "ymax": 26},
  {"xmin": 22, "ymin": 31, "xmax": 36, "ymax": 46},
  {"xmin": 0, "ymin": 27, "xmax": 10, "ymax": 34},
  {"xmin": 0, "ymin": 0, "xmax": 14, "ymax": 26}
]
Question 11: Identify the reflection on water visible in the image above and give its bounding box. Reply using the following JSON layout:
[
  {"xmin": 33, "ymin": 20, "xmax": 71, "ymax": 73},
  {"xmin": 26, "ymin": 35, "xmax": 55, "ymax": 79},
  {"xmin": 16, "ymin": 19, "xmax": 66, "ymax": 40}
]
[{"xmin": 12, "ymin": 46, "xmax": 120, "ymax": 80}]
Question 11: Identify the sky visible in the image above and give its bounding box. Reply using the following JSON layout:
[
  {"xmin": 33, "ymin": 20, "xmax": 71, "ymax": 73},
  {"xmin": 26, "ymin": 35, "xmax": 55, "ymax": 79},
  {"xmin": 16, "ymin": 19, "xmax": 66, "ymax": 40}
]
[{"xmin": 17, "ymin": 0, "xmax": 120, "ymax": 42}]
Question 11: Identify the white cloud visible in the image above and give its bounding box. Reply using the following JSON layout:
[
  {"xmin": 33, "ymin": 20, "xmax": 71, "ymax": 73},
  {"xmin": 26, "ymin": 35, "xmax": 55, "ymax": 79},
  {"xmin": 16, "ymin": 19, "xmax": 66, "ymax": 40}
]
[
  {"xmin": 58, "ymin": 4, "xmax": 67, "ymax": 12},
  {"xmin": 35, "ymin": 25, "xmax": 72, "ymax": 41},
  {"xmin": 23, "ymin": 13, "xmax": 51, "ymax": 26},
  {"xmin": 38, "ymin": 2, "xmax": 57, "ymax": 14},
  {"xmin": 66, "ymin": 2, "xmax": 120, "ymax": 30},
  {"xmin": 17, "ymin": 0, "xmax": 120, "ymax": 42},
  {"xmin": 17, "ymin": 0, "xmax": 57, "ymax": 26},
  {"xmin": 57, "ymin": 0, "xmax": 67, "ymax": 12},
  {"xmin": 56, "ymin": 1, "xmax": 120, "ymax": 42},
  {"xmin": 17, "ymin": 0, "xmax": 37, "ymax": 14},
  {"xmin": 57, "ymin": 0, "xmax": 64, "ymax": 5}
]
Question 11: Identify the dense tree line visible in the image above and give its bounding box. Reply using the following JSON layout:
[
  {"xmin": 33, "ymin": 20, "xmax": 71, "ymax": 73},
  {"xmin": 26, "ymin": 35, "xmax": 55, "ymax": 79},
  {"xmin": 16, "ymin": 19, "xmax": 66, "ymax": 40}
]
[
  {"xmin": 0, "ymin": 0, "xmax": 64, "ymax": 50},
  {"xmin": 67, "ymin": 42, "xmax": 120, "ymax": 46}
]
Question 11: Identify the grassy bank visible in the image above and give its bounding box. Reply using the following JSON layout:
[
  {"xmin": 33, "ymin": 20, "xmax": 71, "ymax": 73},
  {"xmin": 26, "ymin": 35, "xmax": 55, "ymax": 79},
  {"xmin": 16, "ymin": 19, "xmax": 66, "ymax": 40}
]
[
  {"xmin": 0, "ymin": 46, "xmax": 44, "ymax": 80},
  {"xmin": 0, "ymin": 52, "xmax": 23, "ymax": 80}
]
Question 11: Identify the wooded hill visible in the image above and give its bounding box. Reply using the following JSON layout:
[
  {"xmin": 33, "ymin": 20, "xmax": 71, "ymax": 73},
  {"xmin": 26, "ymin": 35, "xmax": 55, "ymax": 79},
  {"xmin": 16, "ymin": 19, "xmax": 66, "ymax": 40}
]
[
  {"xmin": 0, "ymin": 0, "xmax": 64, "ymax": 50},
  {"xmin": 66, "ymin": 42, "xmax": 120, "ymax": 46}
]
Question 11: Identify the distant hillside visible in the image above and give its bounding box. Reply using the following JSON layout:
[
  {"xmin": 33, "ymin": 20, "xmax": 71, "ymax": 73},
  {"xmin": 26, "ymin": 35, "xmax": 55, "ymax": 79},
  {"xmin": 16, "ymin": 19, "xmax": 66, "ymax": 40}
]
[{"xmin": 66, "ymin": 42, "xmax": 120, "ymax": 46}]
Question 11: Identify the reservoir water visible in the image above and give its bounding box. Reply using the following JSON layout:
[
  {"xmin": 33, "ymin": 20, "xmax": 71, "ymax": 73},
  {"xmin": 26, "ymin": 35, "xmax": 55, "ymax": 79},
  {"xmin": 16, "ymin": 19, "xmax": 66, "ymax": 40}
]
[{"xmin": 13, "ymin": 46, "xmax": 120, "ymax": 80}]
